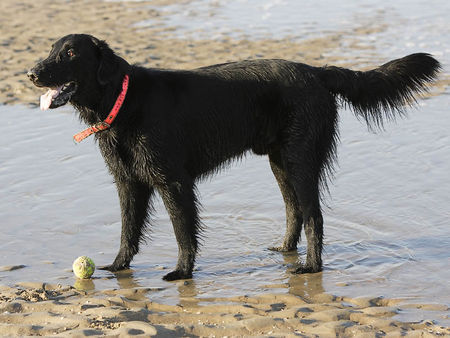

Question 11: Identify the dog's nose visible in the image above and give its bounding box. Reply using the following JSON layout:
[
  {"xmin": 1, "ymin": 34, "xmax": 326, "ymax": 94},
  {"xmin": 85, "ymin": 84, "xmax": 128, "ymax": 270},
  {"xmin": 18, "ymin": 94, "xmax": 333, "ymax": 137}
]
[{"xmin": 27, "ymin": 70, "xmax": 38, "ymax": 82}]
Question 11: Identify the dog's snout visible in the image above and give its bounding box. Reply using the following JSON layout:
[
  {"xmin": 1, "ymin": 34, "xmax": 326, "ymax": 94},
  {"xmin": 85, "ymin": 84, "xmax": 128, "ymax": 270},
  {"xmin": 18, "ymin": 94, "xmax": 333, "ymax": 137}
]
[{"xmin": 27, "ymin": 69, "xmax": 38, "ymax": 82}]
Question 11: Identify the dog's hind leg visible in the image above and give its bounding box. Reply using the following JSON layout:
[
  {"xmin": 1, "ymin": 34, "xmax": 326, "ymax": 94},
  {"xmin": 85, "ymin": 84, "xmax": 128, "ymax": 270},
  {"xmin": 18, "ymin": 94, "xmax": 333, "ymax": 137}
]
[
  {"xmin": 268, "ymin": 149, "xmax": 303, "ymax": 252},
  {"xmin": 285, "ymin": 100, "xmax": 337, "ymax": 273},
  {"xmin": 298, "ymin": 192, "xmax": 324, "ymax": 273},
  {"xmin": 287, "ymin": 159, "xmax": 324, "ymax": 273},
  {"xmin": 101, "ymin": 180, "xmax": 154, "ymax": 272},
  {"xmin": 158, "ymin": 176, "xmax": 201, "ymax": 281}
]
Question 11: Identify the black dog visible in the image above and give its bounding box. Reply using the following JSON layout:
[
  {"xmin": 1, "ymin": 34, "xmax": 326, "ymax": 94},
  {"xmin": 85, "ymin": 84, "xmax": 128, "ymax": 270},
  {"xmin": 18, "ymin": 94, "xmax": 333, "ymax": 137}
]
[{"xmin": 28, "ymin": 34, "xmax": 440, "ymax": 280}]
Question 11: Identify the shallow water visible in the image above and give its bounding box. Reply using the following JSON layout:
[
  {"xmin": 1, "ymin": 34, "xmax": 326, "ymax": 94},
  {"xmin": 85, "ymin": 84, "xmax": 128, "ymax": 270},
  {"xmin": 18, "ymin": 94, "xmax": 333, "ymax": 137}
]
[{"xmin": 1, "ymin": 0, "xmax": 449, "ymax": 325}]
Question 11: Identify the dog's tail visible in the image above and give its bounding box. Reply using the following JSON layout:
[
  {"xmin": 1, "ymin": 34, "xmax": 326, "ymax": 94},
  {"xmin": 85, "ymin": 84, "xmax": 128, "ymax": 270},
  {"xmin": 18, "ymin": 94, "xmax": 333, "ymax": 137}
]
[{"xmin": 317, "ymin": 53, "xmax": 441, "ymax": 129}]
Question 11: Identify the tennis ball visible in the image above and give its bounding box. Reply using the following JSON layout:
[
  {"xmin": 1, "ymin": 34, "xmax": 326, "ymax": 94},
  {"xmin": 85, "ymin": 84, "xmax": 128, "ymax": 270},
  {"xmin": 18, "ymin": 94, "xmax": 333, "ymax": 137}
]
[{"xmin": 72, "ymin": 256, "xmax": 95, "ymax": 279}]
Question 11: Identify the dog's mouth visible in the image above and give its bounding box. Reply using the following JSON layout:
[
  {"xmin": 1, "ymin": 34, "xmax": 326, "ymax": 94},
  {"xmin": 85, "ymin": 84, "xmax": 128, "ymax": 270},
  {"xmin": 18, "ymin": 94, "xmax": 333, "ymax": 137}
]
[{"xmin": 40, "ymin": 82, "xmax": 77, "ymax": 110}]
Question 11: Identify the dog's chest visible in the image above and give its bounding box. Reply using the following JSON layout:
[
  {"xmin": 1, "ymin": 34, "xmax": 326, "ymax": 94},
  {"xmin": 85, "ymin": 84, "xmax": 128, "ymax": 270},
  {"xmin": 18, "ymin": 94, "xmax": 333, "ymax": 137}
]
[{"xmin": 98, "ymin": 132, "xmax": 163, "ymax": 183}]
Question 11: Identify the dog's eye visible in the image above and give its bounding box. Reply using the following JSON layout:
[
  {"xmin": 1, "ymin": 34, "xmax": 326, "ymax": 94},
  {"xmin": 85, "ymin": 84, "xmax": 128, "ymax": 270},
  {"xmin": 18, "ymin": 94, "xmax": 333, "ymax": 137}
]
[{"xmin": 67, "ymin": 49, "xmax": 75, "ymax": 57}]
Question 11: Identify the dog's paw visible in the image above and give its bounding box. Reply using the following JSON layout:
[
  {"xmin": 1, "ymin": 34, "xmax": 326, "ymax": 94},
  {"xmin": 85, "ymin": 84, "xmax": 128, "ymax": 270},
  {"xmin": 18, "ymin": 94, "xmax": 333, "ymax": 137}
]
[
  {"xmin": 162, "ymin": 270, "xmax": 192, "ymax": 281},
  {"xmin": 292, "ymin": 265, "xmax": 322, "ymax": 274},
  {"xmin": 268, "ymin": 246, "xmax": 296, "ymax": 253},
  {"xmin": 98, "ymin": 263, "xmax": 128, "ymax": 272}
]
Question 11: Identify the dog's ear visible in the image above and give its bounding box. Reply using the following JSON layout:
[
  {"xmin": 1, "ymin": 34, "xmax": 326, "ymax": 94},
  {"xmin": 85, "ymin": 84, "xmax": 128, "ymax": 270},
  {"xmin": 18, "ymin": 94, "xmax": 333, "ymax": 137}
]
[{"xmin": 91, "ymin": 37, "xmax": 118, "ymax": 85}]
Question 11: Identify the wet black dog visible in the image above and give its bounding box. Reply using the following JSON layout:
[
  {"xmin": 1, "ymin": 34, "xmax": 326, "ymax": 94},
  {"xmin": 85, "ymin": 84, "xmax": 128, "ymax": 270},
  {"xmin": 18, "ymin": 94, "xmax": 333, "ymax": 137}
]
[{"xmin": 28, "ymin": 34, "xmax": 440, "ymax": 280}]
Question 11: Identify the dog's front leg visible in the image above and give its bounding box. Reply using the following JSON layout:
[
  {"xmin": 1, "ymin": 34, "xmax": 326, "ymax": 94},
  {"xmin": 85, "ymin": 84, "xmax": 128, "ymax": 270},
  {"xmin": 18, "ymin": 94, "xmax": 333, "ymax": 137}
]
[
  {"xmin": 101, "ymin": 179, "xmax": 154, "ymax": 272},
  {"xmin": 158, "ymin": 177, "xmax": 201, "ymax": 281}
]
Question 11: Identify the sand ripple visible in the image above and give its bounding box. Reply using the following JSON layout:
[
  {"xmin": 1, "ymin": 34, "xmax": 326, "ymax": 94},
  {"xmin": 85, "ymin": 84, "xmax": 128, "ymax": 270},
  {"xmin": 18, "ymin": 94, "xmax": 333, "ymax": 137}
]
[{"xmin": 0, "ymin": 283, "xmax": 448, "ymax": 336}]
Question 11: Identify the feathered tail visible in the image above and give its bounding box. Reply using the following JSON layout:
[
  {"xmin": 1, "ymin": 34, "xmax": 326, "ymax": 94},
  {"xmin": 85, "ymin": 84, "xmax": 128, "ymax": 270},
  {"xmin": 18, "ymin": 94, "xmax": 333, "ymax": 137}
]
[{"xmin": 318, "ymin": 53, "xmax": 441, "ymax": 128}]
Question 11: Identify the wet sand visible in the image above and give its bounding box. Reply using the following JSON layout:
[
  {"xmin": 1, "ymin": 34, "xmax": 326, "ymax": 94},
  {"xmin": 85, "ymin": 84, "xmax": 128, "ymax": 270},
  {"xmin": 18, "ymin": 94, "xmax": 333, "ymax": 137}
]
[
  {"xmin": 1, "ymin": 282, "xmax": 448, "ymax": 336},
  {"xmin": 1, "ymin": 0, "xmax": 449, "ymax": 336}
]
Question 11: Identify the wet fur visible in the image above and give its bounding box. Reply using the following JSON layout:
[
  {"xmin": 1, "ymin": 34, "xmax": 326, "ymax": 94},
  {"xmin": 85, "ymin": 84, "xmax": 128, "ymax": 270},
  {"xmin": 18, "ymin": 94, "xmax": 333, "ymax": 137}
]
[{"xmin": 29, "ymin": 34, "xmax": 440, "ymax": 280}]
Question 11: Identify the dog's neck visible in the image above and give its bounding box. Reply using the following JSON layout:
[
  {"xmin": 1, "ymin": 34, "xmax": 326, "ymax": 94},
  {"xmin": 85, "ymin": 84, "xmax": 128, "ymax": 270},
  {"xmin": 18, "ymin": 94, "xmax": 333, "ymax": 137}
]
[
  {"xmin": 72, "ymin": 72, "xmax": 130, "ymax": 126},
  {"xmin": 73, "ymin": 75, "xmax": 129, "ymax": 143}
]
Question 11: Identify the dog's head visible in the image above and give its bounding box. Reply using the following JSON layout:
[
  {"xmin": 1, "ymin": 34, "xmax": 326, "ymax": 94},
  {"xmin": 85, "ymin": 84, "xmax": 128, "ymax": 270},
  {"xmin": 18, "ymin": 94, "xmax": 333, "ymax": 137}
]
[{"xmin": 28, "ymin": 34, "xmax": 128, "ymax": 111}]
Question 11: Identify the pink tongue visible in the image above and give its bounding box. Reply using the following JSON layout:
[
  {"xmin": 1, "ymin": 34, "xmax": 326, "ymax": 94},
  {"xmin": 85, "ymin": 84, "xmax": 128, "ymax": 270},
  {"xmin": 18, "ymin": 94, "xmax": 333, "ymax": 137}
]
[{"xmin": 40, "ymin": 87, "xmax": 61, "ymax": 110}]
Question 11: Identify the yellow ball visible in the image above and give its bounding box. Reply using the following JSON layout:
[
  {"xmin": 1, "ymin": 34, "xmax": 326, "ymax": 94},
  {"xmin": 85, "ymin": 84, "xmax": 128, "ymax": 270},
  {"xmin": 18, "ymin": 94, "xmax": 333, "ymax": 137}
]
[{"xmin": 72, "ymin": 256, "xmax": 95, "ymax": 279}]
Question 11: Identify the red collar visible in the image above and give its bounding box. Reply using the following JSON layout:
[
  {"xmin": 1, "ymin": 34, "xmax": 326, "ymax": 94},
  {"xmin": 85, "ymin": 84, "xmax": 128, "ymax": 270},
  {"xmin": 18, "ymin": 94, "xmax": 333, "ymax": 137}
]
[{"xmin": 73, "ymin": 74, "xmax": 130, "ymax": 143}]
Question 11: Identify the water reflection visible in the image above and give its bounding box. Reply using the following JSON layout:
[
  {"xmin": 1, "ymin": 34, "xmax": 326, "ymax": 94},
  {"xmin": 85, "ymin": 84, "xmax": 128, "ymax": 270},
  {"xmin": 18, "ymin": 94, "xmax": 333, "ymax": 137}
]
[
  {"xmin": 94, "ymin": 251, "xmax": 327, "ymax": 309},
  {"xmin": 74, "ymin": 278, "xmax": 95, "ymax": 291},
  {"xmin": 279, "ymin": 251, "xmax": 325, "ymax": 299},
  {"xmin": 115, "ymin": 269, "xmax": 141, "ymax": 290}
]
